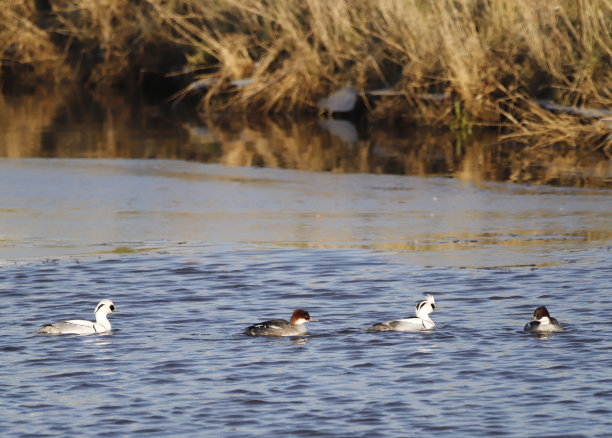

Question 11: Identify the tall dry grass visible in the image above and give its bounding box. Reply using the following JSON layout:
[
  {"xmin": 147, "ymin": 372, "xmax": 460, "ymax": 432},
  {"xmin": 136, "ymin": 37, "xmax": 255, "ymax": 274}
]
[
  {"xmin": 0, "ymin": 0, "xmax": 71, "ymax": 87},
  {"xmin": 3, "ymin": 0, "xmax": 612, "ymax": 152},
  {"xmin": 152, "ymin": 1, "xmax": 612, "ymax": 119}
]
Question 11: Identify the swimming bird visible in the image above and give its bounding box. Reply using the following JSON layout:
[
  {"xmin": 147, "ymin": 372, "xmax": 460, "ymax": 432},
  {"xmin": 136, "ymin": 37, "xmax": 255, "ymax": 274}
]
[
  {"xmin": 35, "ymin": 299, "xmax": 120, "ymax": 335},
  {"xmin": 245, "ymin": 309, "xmax": 317, "ymax": 337},
  {"xmin": 524, "ymin": 306, "xmax": 563, "ymax": 333},
  {"xmin": 369, "ymin": 294, "xmax": 437, "ymax": 331}
]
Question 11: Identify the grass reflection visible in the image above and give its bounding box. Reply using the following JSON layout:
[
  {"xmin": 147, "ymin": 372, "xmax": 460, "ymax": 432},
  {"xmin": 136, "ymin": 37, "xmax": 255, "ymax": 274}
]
[{"xmin": 0, "ymin": 92, "xmax": 610, "ymax": 188}]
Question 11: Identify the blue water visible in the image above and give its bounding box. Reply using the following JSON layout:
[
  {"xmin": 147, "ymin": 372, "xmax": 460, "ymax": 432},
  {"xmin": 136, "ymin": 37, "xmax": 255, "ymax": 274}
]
[{"xmin": 1, "ymin": 159, "xmax": 612, "ymax": 436}]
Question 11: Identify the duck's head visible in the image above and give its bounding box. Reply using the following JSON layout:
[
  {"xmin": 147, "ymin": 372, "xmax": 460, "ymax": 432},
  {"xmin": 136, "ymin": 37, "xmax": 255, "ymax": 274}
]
[{"xmin": 415, "ymin": 294, "xmax": 436, "ymax": 318}]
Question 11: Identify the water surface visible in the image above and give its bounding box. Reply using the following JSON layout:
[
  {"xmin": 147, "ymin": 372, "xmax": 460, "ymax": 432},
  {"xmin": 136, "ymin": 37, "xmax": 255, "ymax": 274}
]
[
  {"xmin": 2, "ymin": 249, "xmax": 611, "ymax": 437},
  {"xmin": 2, "ymin": 91, "xmax": 611, "ymax": 187},
  {"xmin": 1, "ymin": 158, "xmax": 611, "ymax": 436}
]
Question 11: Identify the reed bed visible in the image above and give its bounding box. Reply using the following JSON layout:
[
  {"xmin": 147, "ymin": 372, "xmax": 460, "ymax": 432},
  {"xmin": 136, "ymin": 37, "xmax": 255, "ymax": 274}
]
[{"xmin": 2, "ymin": 0, "xmax": 612, "ymax": 155}]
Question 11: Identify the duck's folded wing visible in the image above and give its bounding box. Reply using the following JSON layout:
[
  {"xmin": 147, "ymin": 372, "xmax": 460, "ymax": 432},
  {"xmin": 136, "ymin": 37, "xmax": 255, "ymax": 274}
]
[
  {"xmin": 550, "ymin": 317, "xmax": 563, "ymax": 330},
  {"xmin": 368, "ymin": 321, "xmax": 393, "ymax": 331},
  {"xmin": 524, "ymin": 320, "xmax": 540, "ymax": 332},
  {"xmin": 388, "ymin": 318, "xmax": 427, "ymax": 331},
  {"xmin": 370, "ymin": 317, "xmax": 429, "ymax": 331},
  {"xmin": 36, "ymin": 319, "xmax": 97, "ymax": 334},
  {"xmin": 245, "ymin": 319, "xmax": 285, "ymax": 335}
]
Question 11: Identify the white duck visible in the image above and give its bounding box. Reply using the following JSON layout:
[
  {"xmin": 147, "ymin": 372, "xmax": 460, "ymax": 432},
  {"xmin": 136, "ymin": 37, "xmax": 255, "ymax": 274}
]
[
  {"xmin": 369, "ymin": 294, "xmax": 437, "ymax": 331},
  {"xmin": 35, "ymin": 299, "xmax": 120, "ymax": 335}
]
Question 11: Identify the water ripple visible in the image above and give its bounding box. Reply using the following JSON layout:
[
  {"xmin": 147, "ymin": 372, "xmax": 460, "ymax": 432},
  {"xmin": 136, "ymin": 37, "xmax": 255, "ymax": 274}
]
[{"xmin": 1, "ymin": 164, "xmax": 612, "ymax": 436}]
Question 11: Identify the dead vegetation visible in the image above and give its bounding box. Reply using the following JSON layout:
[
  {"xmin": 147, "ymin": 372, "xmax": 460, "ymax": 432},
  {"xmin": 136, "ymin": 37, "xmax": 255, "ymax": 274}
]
[{"xmin": 2, "ymin": 0, "xmax": 612, "ymax": 158}]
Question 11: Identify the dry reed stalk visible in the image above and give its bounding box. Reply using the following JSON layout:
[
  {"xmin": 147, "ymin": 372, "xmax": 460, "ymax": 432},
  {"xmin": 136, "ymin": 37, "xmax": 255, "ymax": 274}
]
[
  {"xmin": 4, "ymin": 0, "xmax": 612, "ymax": 154},
  {"xmin": 50, "ymin": 0, "xmax": 162, "ymax": 86},
  {"xmin": 500, "ymin": 96, "xmax": 612, "ymax": 154},
  {"xmin": 1, "ymin": 1, "xmax": 70, "ymax": 86}
]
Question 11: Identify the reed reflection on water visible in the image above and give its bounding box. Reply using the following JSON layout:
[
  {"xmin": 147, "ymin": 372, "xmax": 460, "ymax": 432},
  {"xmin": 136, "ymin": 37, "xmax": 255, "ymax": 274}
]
[{"xmin": 1, "ymin": 91, "xmax": 610, "ymax": 188}]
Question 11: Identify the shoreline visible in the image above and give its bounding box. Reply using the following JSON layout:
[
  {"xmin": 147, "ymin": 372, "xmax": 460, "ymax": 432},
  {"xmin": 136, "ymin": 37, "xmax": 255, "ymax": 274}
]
[
  {"xmin": 2, "ymin": 0, "xmax": 612, "ymax": 175},
  {"xmin": 1, "ymin": 89, "xmax": 611, "ymax": 189}
]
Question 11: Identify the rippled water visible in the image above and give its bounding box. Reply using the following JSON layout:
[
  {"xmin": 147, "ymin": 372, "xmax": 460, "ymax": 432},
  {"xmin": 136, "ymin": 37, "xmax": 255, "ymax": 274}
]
[{"xmin": 1, "ymin": 159, "xmax": 612, "ymax": 436}]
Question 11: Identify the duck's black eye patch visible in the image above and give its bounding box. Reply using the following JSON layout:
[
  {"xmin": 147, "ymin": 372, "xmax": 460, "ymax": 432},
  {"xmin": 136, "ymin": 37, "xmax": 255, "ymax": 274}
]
[
  {"xmin": 110, "ymin": 305, "xmax": 115, "ymax": 311},
  {"xmin": 432, "ymin": 304, "xmax": 436, "ymax": 309}
]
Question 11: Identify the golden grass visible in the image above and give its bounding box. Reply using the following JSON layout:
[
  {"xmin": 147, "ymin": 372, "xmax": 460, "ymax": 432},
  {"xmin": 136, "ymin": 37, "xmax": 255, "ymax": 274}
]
[
  {"xmin": 0, "ymin": 1, "xmax": 70, "ymax": 87},
  {"xmin": 3, "ymin": 0, "xmax": 612, "ymax": 154}
]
